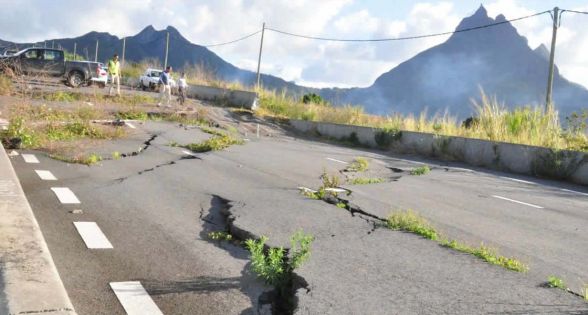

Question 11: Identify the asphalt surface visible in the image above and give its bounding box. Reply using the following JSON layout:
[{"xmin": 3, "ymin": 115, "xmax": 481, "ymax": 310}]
[{"xmin": 8, "ymin": 114, "xmax": 588, "ymax": 314}]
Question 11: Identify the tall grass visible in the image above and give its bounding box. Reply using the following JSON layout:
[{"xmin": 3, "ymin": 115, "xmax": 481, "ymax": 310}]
[
  {"xmin": 255, "ymin": 88, "xmax": 588, "ymax": 151},
  {"xmin": 0, "ymin": 74, "xmax": 12, "ymax": 95}
]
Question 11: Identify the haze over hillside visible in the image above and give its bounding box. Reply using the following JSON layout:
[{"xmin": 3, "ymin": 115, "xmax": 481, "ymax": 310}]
[{"xmin": 1, "ymin": 5, "xmax": 586, "ymax": 119}]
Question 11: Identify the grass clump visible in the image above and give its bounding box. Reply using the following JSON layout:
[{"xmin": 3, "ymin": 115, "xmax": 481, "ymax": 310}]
[
  {"xmin": 409, "ymin": 165, "xmax": 430, "ymax": 175},
  {"xmin": 116, "ymin": 109, "xmax": 148, "ymax": 121},
  {"xmin": 0, "ymin": 74, "xmax": 13, "ymax": 95},
  {"xmin": 320, "ymin": 170, "xmax": 340, "ymax": 189},
  {"xmin": 387, "ymin": 210, "xmax": 439, "ymax": 240},
  {"xmin": 546, "ymin": 276, "xmax": 566, "ymax": 290},
  {"xmin": 245, "ymin": 230, "xmax": 314, "ymax": 286},
  {"xmin": 347, "ymin": 157, "xmax": 369, "ymax": 172},
  {"xmin": 441, "ymin": 240, "xmax": 529, "ymax": 272},
  {"xmin": 348, "ymin": 177, "xmax": 384, "ymax": 185},
  {"xmin": 183, "ymin": 133, "xmax": 244, "ymax": 153},
  {"xmin": 50, "ymin": 152, "xmax": 102, "ymax": 165},
  {"xmin": 112, "ymin": 151, "xmax": 121, "ymax": 160},
  {"xmin": 207, "ymin": 231, "xmax": 233, "ymax": 241}
]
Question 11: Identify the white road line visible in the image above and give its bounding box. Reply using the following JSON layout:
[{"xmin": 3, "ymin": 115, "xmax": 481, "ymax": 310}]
[
  {"xmin": 50, "ymin": 187, "xmax": 80, "ymax": 204},
  {"xmin": 499, "ymin": 176, "xmax": 536, "ymax": 185},
  {"xmin": 491, "ymin": 195, "xmax": 544, "ymax": 209},
  {"xmin": 110, "ymin": 282, "xmax": 163, "ymax": 315},
  {"xmin": 326, "ymin": 157, "xmax": 348, "ymax": 164},
  {"xmin": 22, "ymin": 154, "xmax": 40, "ymax": 164},
  {"xmin": 73, "ymin": 222, "xmax": 113, "ymax": 249},
  {"xmin": 125, "ymin": 122, "xmax": 136, "ymax": 129},
  {"xmin": 560, "ymin": 188, "xmax": 588, "ymax": 197},
  {"xmin": 450, "ymin": 167, "xmax": 473, "ymax": 172},
  {"xmin": 34, "ymin": 170, "xmax": 57, "ymax": 180}
]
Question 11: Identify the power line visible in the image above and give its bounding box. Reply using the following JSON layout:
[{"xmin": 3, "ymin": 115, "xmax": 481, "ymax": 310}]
[
  {"xmin": 561, "ymin": 9, "xmax": 588, "ymax": 15},
  {"xmin": 202, "ymin": 30, "xmax": 262, "ymax": 47},
  {"xmin": 265, "ymin": 10, "xmax": 551, "ymax": 42}
]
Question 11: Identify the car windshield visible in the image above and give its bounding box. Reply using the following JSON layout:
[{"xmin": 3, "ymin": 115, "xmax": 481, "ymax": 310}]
[{"xmin": 150, "ymin": 71, "xmax": 162, "ymax": 77}]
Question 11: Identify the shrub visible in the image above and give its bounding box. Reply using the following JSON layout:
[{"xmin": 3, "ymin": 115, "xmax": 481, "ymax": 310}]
[
  {"xmin": 547, "ymin": 276, "xmax": 566, "ymax": 290},
  {"xmin": 245, "ymin": 230, "xmax": 314, "ymax": 286},
  {"xmin": 302, "ymin": 93, "xmax": 327, "ymax": 105},
  {"xmin": 348, "ymin": 177, "xmax": 384, "ymax": 185},
  {"xmin": 409, "ymin": 165, "xmax": 430, "ymax": 175},
  {"xmin": 347, "ymin": 157, "xmax": 369, "ymax": 172}
]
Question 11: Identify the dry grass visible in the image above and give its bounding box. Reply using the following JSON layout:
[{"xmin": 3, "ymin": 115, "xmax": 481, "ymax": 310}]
[
  {"xmin": 255, "ymin": 88, "xmax": 588, "ymax": 152},
  {"xmin": 0, "ymin": 74, "xmax": 12, "ymax": 95}
]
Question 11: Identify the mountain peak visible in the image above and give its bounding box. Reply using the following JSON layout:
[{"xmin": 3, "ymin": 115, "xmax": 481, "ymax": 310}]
[
  {"xmin": 474, "ymin": 4, "xmax": 488, "ymax": 17},
  {"xmin": 455, "ymin": 4, "xmax": 492, "ymax": 31},
  {"xmin": 534, "ymin": 43, "xmax": 550, "ymax": 60}
]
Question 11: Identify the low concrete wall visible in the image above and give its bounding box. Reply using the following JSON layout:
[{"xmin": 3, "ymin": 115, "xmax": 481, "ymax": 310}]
[
  {"xmin": 290, "ymin": 119, "xmax": 588, "ymax": 186},
  {"xmin": 186, "ymin": 85, "xmax": 258, "ymax": 110}
]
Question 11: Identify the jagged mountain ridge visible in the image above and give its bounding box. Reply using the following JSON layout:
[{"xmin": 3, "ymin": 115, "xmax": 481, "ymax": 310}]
[
  {"xmin": 1, "ymin": 5, "xmax": 586, "ymax": 118},
  {"xmin": 319, "ymin": 5, "xmax": 588, "ymax": 118}
]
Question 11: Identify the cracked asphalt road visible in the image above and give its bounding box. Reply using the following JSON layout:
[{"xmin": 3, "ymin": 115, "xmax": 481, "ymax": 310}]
[{"xmin": 9, "ymin": 118, "xmax": 588, "ymax": 314}]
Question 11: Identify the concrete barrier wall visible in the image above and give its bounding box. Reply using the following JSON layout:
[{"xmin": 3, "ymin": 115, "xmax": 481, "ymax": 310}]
[
  {"xmin": 289, "ymin": 119, "xmax": 588, "ymax": 186},
  {"xmin": 120, "ymin": 78, "xmax": 258, "ymax": 109},
  {"xmin": 185, "ymin": 84, "xmax": 258, "ymax": 109}
]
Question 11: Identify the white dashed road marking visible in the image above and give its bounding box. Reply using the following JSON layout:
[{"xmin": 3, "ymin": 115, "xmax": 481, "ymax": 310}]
[
  {"xmin": 73, "ymin": 222, "xmax": 113, "ymax": 249},
  {"xmin": 326, "ymin": 157, "xmax": 348, "ymax": 164},
  {"xmin": 110, "ymin": 282, "xmax": 163, "ymax": 315},
  {"xmin": 34, "ymin": 170, "xmax": 57, "ymax": 180},
  {"xmin": 499, "ymin": 176, "xmax": 536, "ymax": 185},
  {"xmin": 492, "ymin": 195, "xmax": 544, "ymax": 209},
  {"xmin": 560, "ymin": 188, "xmax": 588, "ymax": 197},
  {"xmin": 50, "ymin": 187, "xmax": 81, "ymax": 204},
  {"xmin": 125, "ymin": 122, "xmax": 136, "ymax": 129},
  {"xmin": 22, "ymin": 154, "xmax": 40, "ymax": 164}
]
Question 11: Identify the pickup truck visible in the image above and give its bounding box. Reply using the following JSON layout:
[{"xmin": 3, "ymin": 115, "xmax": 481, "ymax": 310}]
[{"xmin": 0, "ymin": 48, "xmax": 100, "ymax": 87}]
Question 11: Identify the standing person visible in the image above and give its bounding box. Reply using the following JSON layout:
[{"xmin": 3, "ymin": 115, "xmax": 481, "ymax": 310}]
[
  {"xmin": 157, "ymin": 66, "xmax": 172, "ymax": 107},
  {"xmin": 107, "ymin": 54, "xmax": 121, "ymax": 96},
  {"xmin": 177, "ymin": 72, "xmax": 187, "ymax": 105}
]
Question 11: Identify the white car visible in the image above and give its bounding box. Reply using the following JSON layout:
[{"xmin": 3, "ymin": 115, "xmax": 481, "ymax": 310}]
[
  {"xmin": 90, "ymin": 63, "xmax": 108, "ymax": 88},
  {"xmin": 139, "ymin": 68, "xmax": 176, "ymax": 91}
]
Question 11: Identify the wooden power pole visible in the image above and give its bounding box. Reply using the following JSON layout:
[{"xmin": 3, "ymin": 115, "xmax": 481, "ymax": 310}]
[
  {"xmin": 95, "ymin": 40, "xmax": 99, "ymax": 62},
  {"xmin": 164, "ymin": 32, "xmax": 170, "ymax": 69},
  {"xmin": 122, "ymin": 37, "xmax": 126, "ymax": 68},
  {"xmin": 256, "ymin": 22, "xmax": 266, "ymax": 90},
  {"xmin": 545, "ymin": 7, "xmax": 560, "ymax": 112}
]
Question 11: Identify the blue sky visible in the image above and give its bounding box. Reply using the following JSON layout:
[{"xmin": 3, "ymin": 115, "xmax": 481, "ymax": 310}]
[{"xmin": 0, "ymin": 0, "xmax": 587, "ymax": 88}]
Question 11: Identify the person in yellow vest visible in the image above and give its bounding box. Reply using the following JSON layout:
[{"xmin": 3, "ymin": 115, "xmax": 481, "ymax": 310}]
[{"xmin": 107, "ymin": 54, "xmax": 120, "ymax": 96}]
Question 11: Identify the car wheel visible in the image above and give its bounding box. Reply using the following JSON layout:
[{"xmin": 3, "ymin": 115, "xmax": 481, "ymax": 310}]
[
  {"xmin": 68, "ymin": 71, "xmax": 83, "ymax": 88},
  {"xmin": 98, "ymin": 82, "xmax": 106, "ymax": 89}
]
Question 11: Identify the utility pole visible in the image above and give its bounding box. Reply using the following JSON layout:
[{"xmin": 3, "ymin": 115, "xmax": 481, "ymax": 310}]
[
  {"xmin": 73, "ymin": 42, "xmax": 77, "ymax": 60},
  {"xmin": 256, "ymin": 22, "xmax": 266, "ymax": 90},
  {"xmin": 164, "ymin": 32, "xmax": 170, "ymax": 69},
  {"xmin": 94, "ymin": 40, "xmax": 99, "ymax": 62},
  {"xmin": 122, "ymin": 37, "xmax": 126, "ymax": 68},
  {"xmin": 545, "ymin": 7, "xmax": 560, "ymax": 112},
  {"xmin": 52, "ymin": 41, "xmax": 54, "ymax": 49}
]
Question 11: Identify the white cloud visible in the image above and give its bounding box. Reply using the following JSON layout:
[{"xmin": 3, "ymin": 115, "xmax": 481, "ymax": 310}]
[{"xmin": 0, "ymin": 1, "xmax": 586, "ymax": 89}]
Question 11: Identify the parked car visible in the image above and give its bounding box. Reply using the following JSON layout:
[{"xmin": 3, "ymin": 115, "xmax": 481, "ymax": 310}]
[
  {"xmin": 90, "ymin": 63, "xmax": 108, "ymax": 88},
  {"xmin": 139, "ymin": 68, "xmax": 176, "ymax": 91},
  {"xmin": 2, "ymin": 49, "xmax": 18, "ymax": 56},
  {"xmin": 0, "ymin": 48, "xmax": 99, "ymax": 87}
]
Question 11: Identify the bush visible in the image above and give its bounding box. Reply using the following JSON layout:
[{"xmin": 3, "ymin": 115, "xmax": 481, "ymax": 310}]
[
  {"xmin": 387, "ymin": 210, "xmax": 438, "ymax": 240},
  {"xmin": 302, "ymin": 93, "xmax": 326, "ymax": 105},
  {"xmin": 245, "ymin": 230, "xmax": 314, "ymax": 286}
]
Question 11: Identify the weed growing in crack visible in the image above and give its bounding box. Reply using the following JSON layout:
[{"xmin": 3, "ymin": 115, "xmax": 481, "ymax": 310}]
[
  {"xmin": 245, "ymin": 230, "xmax": 313, "ymax": 287},
  {"xmin": 546, "ymin": 276, "xmax": 566, "ymax": 290},
  {"xmin": 112, "ymin": 151, "xmax": 121, "ymax": 160},
  {"xmin": 207, "ymin": 231, "xmax": 233, "ymax": 241},
  {"xmin": 347, "ymin": 157, "xmax": 369, "ymax": 172},
  {"xmin": 336, "ymin": 202, "xmax": 347, "ymax": 209},
  {"xmin": 183, "ymin": 133, "xmax": 244, "ymax": 153},
  {"xmin": 349, "ymin": 177, "xmax": 384, "ymax": 185},
  {"xmin": 583, "ymin": 284, "xmax": 588, "ymax": 300},
  {"xmin": 387, "ymin": 210, "xmax": 438, "ymax": 240},
  {"xmin": 50, "ymin": 152, "xmax": 102, "ymax": 165},
  {"xmin": 168, "ymin": 141, "xmax": 179, "ymax": 147},
  {"xmin": 320, "ymin": 170, "xmax": 340, "ymax": 189},
  {"xmin": 440, "ymin": 240, "xmax": 529, "ymax": 272},
  {"xmin": 409, "ymin": 165, "xmax": 430, "ymax": 175}
]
